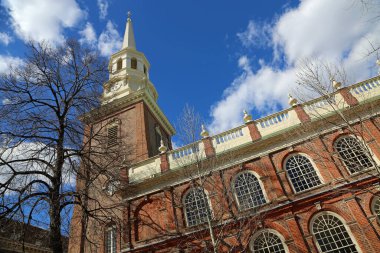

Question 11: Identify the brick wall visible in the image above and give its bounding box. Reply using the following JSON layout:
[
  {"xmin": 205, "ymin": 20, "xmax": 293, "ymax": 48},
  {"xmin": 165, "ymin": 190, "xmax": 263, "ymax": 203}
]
[{"xmin": 118, "ymin": 117, "xmax": 380, "ymax": 252}]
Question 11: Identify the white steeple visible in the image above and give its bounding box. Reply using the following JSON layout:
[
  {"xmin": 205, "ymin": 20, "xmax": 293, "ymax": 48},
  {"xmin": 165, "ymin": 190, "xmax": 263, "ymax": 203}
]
[
  {"xmin": 102, "ymin": 12, "xmax": 158, "ymax": 105},
  {"xmin": 122, "ymin": 11, "xmax": 136, "ymax": 49}
]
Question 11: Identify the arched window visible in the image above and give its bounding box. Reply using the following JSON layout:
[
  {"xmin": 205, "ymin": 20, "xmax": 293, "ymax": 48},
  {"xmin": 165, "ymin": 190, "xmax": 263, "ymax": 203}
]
[
  {"xmin": 116, "ymin": 58, "xmax": 122, "ymax": 71},
  {"xmin": 233, "ymin": 171, "xmax": 266, "ymax": 210},
  {"xmin": 105, "ymin": 226, "xmax": 116, "ymax": 253},
  {"xmin": 250, "ymin": 229, "xmax": 287, "ymax": 253},
  {"xmin": 131, "ymin": 57, "xmax": 137, "ymax": 69},
  {"xmin": 335, "ymin": 136, "xmax": 373, "ymax": 174},
  {"xmin": 371, "ymin": 196, "xmax": 380, "ymax": 222},
  {"xmin": 285, "ymin": 154, "xmax": 322, "ymax": 192},
  {"xmin": 311, "ymin": 213, "xmax": 359, "ymax": 253},
  {"xmin": 183, "ymin": 187, "xmax": 211, "ymax": 227}
]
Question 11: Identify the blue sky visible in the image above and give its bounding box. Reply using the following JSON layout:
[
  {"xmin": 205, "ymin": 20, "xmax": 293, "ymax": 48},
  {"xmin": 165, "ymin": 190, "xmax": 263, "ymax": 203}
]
[{"xmin": 1, "ymin": 0, "xmax": 379, "ymax": 137}]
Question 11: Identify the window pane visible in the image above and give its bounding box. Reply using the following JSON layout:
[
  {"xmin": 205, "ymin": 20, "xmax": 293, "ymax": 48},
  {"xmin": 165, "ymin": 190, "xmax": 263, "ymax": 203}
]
[
  {"xmin": 252, "ymin": 230, "xmax": 286, "ymax": 253},
  {"xmin": 335, "ymin": 136, "xmax": 373, "ymax": 173},
  {"xmin": 285, "ymin": 155, "xmax": 321, "ymax": 192},
  {"xmin": 105, "ymin": 228, "xmax": 116, "ymax": 253},
  {"xmin": 312, "ymin": 214, "xmax": 359, "ymax": 253},
  {"xmin": 372, "ymin": 197, "xmax": 380, "ymax": 222},
  {"xmin": 234, "ymin": 172, "xmax": 266, "ymax": 210},
  {"xmin": 184, "ymin": 188, "xmax": 210, "ymax": 227}
]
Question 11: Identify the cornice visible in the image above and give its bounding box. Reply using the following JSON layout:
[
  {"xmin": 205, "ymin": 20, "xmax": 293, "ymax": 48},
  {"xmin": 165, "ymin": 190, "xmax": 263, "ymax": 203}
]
[{"xmin": 82, "ymin": 89, "xmax": 175, "ymax": 135}]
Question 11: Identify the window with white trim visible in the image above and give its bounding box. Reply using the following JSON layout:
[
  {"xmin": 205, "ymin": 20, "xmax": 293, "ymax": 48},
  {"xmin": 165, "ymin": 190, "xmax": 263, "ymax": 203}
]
[
  {"xmin": 335, "ymin": 136, "xmax": 373, "ymax": 174},
  {"xmin": 183, "ymin": 188, "xmax": 211, "ymax": 227},
  {"xmin": 312, "ymin": 213, "xmax": 359, "ymax": 253},
  {"xmin": 285, "ymin": 154, "xmax": 322, "ymax": 192},
  {"xmin": 250, "ymin": 230, "xmax": 287, "ymax": 253},
  {"xmin": 233, "ymin": 171, "xmax": 266, "ymax": 210},
  {"xmin": 372, "ymin": 196, "xmax": 380, "ymax": 222},
  {"xmin": 105, "ymin": 226, "xmax": 116, "ymax": 253}
]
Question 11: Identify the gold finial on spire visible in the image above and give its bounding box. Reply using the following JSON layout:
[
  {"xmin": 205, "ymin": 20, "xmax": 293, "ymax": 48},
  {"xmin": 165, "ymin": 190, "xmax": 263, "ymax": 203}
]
[{"xmin": 122, "ymin": 11, "xmax": 136, "ymax": 49}]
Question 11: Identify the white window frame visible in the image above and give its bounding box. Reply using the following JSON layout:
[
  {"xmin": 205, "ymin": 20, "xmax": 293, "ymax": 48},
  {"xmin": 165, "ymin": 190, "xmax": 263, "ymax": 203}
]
[
  {"xmin": 232, "ymin": 170, "xmax": 268, "ymax": 211},
  {"xmin": 182, "ymin": 187, "xmax": 212, "ymax": 227},
  {"xmin": 371, "ymin": 196, "xmax": 380, "ymax": 223},
  {"xmin": 249, "ymin": 228, "xmax": 289, "ymax": 253},
  {"xmin": 283, "ymin": 153, "xmax": 323, "ymax": 193},
  {"xmin": 310, "ymin": 211, "xmax": 361, "ymax": 253},
  {"xmin": 334, "ymin": 135, "xmax": 376, "ymax": 174},
  {"xmin": 105, "ymin": 225, "xmax": 117, "ymax": 253}
]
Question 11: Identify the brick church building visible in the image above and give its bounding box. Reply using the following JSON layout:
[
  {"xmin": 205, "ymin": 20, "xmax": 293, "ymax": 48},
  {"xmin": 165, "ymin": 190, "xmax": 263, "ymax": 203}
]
[{"xmin": 69, "ymin": 15, "xmax": 380, "ymax": 253}]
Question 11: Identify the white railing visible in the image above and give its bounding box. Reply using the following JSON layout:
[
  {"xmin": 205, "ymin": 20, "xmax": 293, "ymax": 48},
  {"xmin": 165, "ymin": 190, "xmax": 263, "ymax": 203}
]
[
  {"xmin": 129, "ymin": 156, "xmax": 161, "ymax": 183},
  {"xmin": 258, "ymin": 111, "xmax": 289, "ymax": 129},
  {"xmin": 303, "ymin": 94, "xmax": 344, "ymax": 119},
  {"xmin": 168, "ymin": 141, "xmax": 206, "ymax": 169},
  {"xmin": 256, "ymin": 109, "xmax": 300, "ymax": 136},
  {"xmin": 350, "ymin": 76, "xmax": 380, "ymax": 102},
  {"xmin": 128, "ymin": 75, "xmax": 380, "ymax": 183},
  {"xmin": 214, "ymin": 127, "xmax": 243, "ymax": 144},
  {"xmin": 213, "ymin": 126, "xmax": 251, "ymax": 153},
  {"xmin": 171, "ymin": 142, "xmax": 200, "ymax": 160}
]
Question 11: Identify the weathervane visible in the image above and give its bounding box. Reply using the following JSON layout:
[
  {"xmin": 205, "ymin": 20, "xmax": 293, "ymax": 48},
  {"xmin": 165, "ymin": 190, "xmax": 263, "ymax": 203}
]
[{"xmin": 127, "ymin": 11, "xmax": 132, "ymax": 20}]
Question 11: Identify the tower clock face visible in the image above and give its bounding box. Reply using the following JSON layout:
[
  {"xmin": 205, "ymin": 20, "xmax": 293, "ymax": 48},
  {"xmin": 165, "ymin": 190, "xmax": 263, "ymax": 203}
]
[{"xmin": 111, "ymin": 82, "xmax": 121, "ymax": 92}]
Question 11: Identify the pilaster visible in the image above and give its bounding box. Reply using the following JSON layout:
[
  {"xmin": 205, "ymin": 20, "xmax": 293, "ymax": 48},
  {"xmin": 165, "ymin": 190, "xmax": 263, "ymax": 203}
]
[{"xmin": 246, "ymin": 121, "xmax": 261, "ymax": 141}]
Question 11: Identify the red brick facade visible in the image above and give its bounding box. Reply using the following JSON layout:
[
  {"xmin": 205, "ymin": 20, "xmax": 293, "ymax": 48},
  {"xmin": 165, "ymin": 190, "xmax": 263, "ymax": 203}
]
[
  {"xmin": 68, "ymin": 88, "xmax": 380, "ymax": 253},
  {"xmin": 119, "ymin": 134, "xmax": 380, "ymax": 252}
]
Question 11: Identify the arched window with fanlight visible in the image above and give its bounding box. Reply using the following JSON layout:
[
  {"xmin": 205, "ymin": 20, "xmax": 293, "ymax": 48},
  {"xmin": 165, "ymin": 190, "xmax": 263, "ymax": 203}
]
[
  {"xmin": 311, "ymin": 212, "xmax": 360, "ymax": 253},
  {"xmin": 250, "ymin": 229, "xmax": 288, "ymax": 253},
  {"xmin": 335, "ymin": 136, "xmax": 373, "ymax": 174},
  {"xmin": 284, "ymin": 154, "xmax": 322, "ymax": 193},
  {"xmin": 233, "ymin": 171, "xmax": 266, "ymax": 210},
  {"xmin": 105, "ymin": 225, "xmax": 116, "ymax": 253},
  {"xmin": 183, "ymin": 187, "xmax": 211, "ymax": 227},
  {"xmin": 131, "ymin": 57, "xmax": 137, "ymax": 69},
  {"xmin": 371, "ymin": 196, "xmax": 380, "ymax": 223}
]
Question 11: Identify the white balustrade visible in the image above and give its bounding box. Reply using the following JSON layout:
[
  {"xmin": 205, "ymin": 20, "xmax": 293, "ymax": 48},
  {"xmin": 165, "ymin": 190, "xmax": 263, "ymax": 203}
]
[
  {"xmin": 213, "ymin": 126, "xmax": 251, "ymax": 153},
  {"xmin": 168, "ymin": 141, "xmax": 206, "ymax": 169},
  {"xmin": 128, "ymin": 76, "xmax": 380, "ymax": 183},
  {"xmin": 350, "ymin": 76, "xmax": 380, "ymax": 102},
  {"xmin": 129, "ymin": 156, "xmax": 161, "ymax": 183},
  {"xmin": 256, "ymin": 109, "xmax": 300, "ymax": 136}
]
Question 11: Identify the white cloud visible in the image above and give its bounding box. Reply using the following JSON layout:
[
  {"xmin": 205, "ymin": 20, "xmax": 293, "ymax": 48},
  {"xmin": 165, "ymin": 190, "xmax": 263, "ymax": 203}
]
[
  {"xmin": 98, "ymin": 21, "xmax": 122, "ymax": 57},
  {"xmin": 0, "ymin": 141, "xmax": 77, "ymax": 194},
  {"xmin": 237, "ymin": 20, "xmax": 272, "ymax": 48},
  {"xmin": 79, "ymin": 22, "xmax": 97, "ymax": 47},
  {"xmin": 209, "ymin": 0, "xmax": 380, "ymax": 133},
  {"xmin": 0, "ymin": 55, "xmax": 23, "ymax": 74},
  {"xmin": 97, "ymin": 0, "xmax": 109, "ymax": 19},
  {"xmin": 1, "ymin": 0, "xmax": 84, "ymax": 45},
  {"xmin": 0, "ymin": 32, "xmax": 12, "ymax": 45}
]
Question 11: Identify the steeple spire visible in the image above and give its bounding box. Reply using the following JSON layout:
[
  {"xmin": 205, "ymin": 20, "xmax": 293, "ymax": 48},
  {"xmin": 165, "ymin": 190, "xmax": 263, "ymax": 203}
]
[{"xmin": 122, "ymin": 11, "xmax": 136, "ymax": 49}]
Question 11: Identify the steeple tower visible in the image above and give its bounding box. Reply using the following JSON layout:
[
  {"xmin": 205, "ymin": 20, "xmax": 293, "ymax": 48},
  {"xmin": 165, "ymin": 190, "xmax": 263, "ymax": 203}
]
[
  {"xmin": 98, "ymin": 13, "xmax": 174, "ymax": 161},
  {"xmin": 122, "ymin": 11, "xmax": 136, "ymax": 49},
  {"xmin": 102, "ymin": 13, "xmax": 158, "ymax": 104}
]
